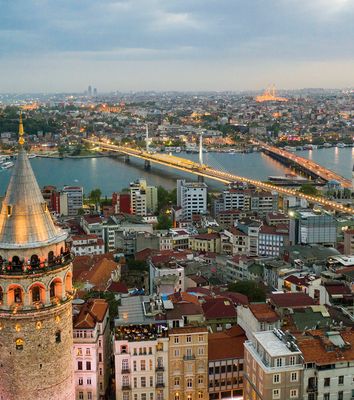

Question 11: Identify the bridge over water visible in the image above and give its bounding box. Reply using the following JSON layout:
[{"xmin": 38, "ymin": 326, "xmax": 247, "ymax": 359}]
[{"xmin": 84, "ymin": 138, "xmax": 354, "ymax": 215}]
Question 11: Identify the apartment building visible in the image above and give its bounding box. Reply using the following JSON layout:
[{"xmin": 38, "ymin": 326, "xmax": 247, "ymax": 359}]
[
  {"xmin": 63, "ymin": 185, "xmax": 84, "ymax": 216},
  {"xmin": 343, "ymin": 229, "xmax": 354, "ymax": 255},
  {"xmin": 71, "ymin": 234, "xmax": 105, "ymax": 256},
  {"xmin": 73, "ymin": 299, "xmax": 111, "ymax": 400},
  {"xmin": 297, "ymin": 330, "xmax": 354, "ymax": 400},
  {"xmin": 244, "ymin": 329, "xmax": 304, "ymax": 400},
  {"xmin": 114, "ymin": 324, "xmax": 169, "ymax": 400},
  {"xmin": 177, "ymin": 180, "xmax": 208, "ymax": 221},
  {"xmin": 257, "ymin": 224, "xmax": 289, "ymax": 257},
  {"xmin": 208, "ymin": 326, "xmax": 247, "ymax": 400},
  {"xmin": 168, "ymin": 326, "xmax": 209, "ymax": 400},
  {"xmin": 130, "ymin": 179, "xmax": 158, "ymax": 216}
]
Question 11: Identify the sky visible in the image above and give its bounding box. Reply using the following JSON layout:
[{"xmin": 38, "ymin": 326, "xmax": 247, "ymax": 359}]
[{"xmin": 0, "ymin": 0, "xmax": 353, "ymax": 92}]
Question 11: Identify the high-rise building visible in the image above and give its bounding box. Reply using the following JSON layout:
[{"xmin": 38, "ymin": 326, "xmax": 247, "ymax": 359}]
[
  {"xmin": 177, "ymin": 180, "xmax": 207, "ymax": 221},
  {"xmin": 130, "ymin": 179, "xmax": 158, "ymax": 216},
  {"xmin": 88, "ymin": 85, "xmax": 92, "ymax": 96},
  {"xmin": 343, "ymin": 229, "xmax": 354, "ymax": 255},
  {"xmin": 62, "ymin": 186, "xmax": 84, "ymax": 216},
  {"xmin": 0, "ymin": 116, "xmax": 75, "ymax": 399},
  {"xmin": 289, "ymin": 210, "xmax": 337, "ymax": 247}
]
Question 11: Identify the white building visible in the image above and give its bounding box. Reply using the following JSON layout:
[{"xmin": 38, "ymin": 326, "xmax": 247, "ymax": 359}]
[
  {"xmin": 71, "ymin": 234, "xmax": 105, "ymax": 256},
  {"xmin": 149, "ymin": 259, "xmax": 185, "ymax": 295},
  {"xmin": 177, "ymin": 179, "xmax": 207, "ymax": 221},
  {"xmin": 62, "ymin": 186, "xmax": 84, "ymax": 216},
  {"xmin": 73, "ymin": 299, "xmax": 111, "ymax": 400},
  {"xmin": 114, "ymin": 296, "xmax": 169, "ymax": 400}
]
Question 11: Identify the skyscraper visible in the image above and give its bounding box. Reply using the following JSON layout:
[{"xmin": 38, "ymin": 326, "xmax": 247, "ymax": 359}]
[{"xmin": 0, "ymin": 115, "xmax": 75, "ymax": 399}]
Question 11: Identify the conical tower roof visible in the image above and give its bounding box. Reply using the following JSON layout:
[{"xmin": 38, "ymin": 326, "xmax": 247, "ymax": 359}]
[{"xmin": 0, "ymin": 117, "xmax": 67, "ymax": 250}]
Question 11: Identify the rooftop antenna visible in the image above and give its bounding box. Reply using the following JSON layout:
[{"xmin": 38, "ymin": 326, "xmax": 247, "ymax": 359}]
[
  {"xmin": 145, "ymin": 124, "xmax": 149, "ymax": 152},
  {"xmin": 199, "ymin": 131, "xmax": 203, "ymax": 166}
]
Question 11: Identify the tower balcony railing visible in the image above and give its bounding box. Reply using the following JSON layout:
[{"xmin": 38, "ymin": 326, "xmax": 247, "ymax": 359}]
[{"xmin": 0, "ymin": 252, "xmax": 74, "ymax": 276}]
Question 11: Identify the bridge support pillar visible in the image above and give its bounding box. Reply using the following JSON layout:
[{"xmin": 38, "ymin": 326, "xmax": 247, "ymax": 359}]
[
  {"xmin": 198, "ymin": 175, "xmax": 204, "ymax": 183},
  {"xmin": 144, "ymin": 160, "xmax": 151, "ymax": 170},
  {"xmin": 124, "ymin": 155, "xmax": 130, "ymax": 163}
]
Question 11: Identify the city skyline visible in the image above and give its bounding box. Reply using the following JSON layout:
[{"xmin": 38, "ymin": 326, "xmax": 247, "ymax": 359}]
[{"xmin": 1, "ymin": 0, "xmax": 353, "ymax": 92}]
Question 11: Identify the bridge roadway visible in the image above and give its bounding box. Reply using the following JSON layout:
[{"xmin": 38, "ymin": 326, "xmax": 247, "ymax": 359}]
[
  {"xmin": 253, "ymin": 140, "xmax": 352, "ymax": 189},
  {"xmin": 84, "ymin": 139, "xmax": 354, "ymax": 215}
]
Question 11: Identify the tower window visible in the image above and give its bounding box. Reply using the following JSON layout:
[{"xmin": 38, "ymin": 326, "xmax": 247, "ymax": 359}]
[
  {"xmin": 15, "ymin": 338, "xmax": 24, "ymax": 350},
  {"xmin": 32, "ymin": 286, "xmax": 41, "ymax": 303},
  {"xmin": 55, "ymin": 331, "xmax": 61, "ymax": 343},
  {"xmin": 7, "ymin": 205, "xmax": 12, "ymax": 217}
]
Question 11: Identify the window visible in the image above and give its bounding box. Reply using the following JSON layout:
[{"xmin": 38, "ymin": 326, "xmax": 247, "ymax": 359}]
[
  {"xmin": 273, "ymin": 374, "xmax": 280, "ymax": 384},
  {"xmin": 289, "ymin": 356, "xmax": 296, "ymax": 365},
  {"xmin": 174, "ymin": 395, "xmax": 180, "ymax": 400},
  {"xmin": 134, "ymin": 377, "xmax": 137, "ymax": 388},
  {"xmin": 187, "ymin": 378, "xmax": 193, "ymax": 388},
  {"xmin": 198, "ymin": 376, "xmax": 203, "ymax": 384},
  {"xmin": 123, "ymin": 394, "xmax": 129, "ymax": 400},
  {"xmin": 273, "ymin": 389, "xmax": 280, "ymax": 399},
  {"xmin": 338, "ymin": 391, "xmax": 343, "ymax": 400},
  {"xmin": 141, "ymin": 360, "xmax": 146, "ymax": 371},
  {"xmin": 174, "ymin": 349, "xmax": 180, "ymax": 357},
  {"xmin": 55, "ymin": 331, "xmax": 61, "ymax": 343},
  {"xmin": 338, "ymin": 376, "xmax": 344, "ymax": 385},
  {"xmin": 198, "ymin": 335, "xmax": 204, "ymax": 342},
  {"xmin": 149, "ymin": 359, "xmax": 153, "ymax": 370},
  {"xmin": 122, "ymin": 359, "xmax": 129, "ymax": 370},
  {"xmin": 186, "ymin": 335, "xmax": 192, "ymax": 343},
  {"xmin": 174, "ymin": 377, "xmax": 180, "ymax": 386},
  {"xmin": 86, "ymin": 348, "xmax": 91, "ymax": 355},
  {"xmin": 275, "ymin": 358, "xmax": 282, "ymax": 367},
  {"xmin": 174, "ymin": 336, "xmax": 179, "ymax": 344},
  {"xmin": 141, "ymin": 395, "xmax": 146, "ymax": 400},
  {"xmin": 15, "ymin": 338, "xmax": 24, "ymax": 350},
  {"xmin": 324, "ymin": 377, "xmax": 330, "ymax": 387},
  {"xmin": 87, "ymin": 378, "xmax": 91, "ymax": 385},
  {"xmin": 150, "ymin": 376, "xmax": 153, "ymax": 387},
  {"xmin": 290, "ymin": 389, "xmax": 298, "ymax": 398},
  {"xmin": 324, "ymin": 394, "xmax": 330, "ymax": 400},
  {"xmin": 98, "ymin": 352, "xmax": 102, "ymax": 362},
  {"xmin": 88, "ymin": 393, "xmax": 92, "ymax": 400},
  {"xmin": 78, "ymin": 361, "xmax": 83, "ymax": 370},
  {"xmin": 77, "ymin": 348, "xmax": 83, "ymax": 356},
  {"xmin": 141, "ymin": 377, "xmax": 146, "ymax": 387},
  {"xmin": 198, "ymin": 393, "xmax": 203, "ymax": 399},
  {"xmin": 198, "ymin": 347, "xmax": 204, "ymax": 355},
  {"xmin": 78, "ymin": 392, "xmax": 83, "ymax": 400},
  {"xmin": 78, "ymin": 378, "xmax": 83, "ymax": 386},
  {"xmin": 290, "ymin": 372, "xmax": 298, "ymax": 382},
  {"xmin": 86, "ymin": 361, "xmax": 91, "ymax": 371}
]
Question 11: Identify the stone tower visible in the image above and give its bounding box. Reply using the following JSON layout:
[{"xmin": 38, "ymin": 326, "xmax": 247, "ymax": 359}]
[{"xmin": 0, "ymin": 115, "xmax": 75, "ymax": 400}]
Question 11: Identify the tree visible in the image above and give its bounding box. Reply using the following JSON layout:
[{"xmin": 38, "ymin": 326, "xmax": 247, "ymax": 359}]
[
  {"xmin": 299, "ymin": 183, "xmax": 320, "ymax": 197},
  {"xmin": 156, "ymin": 213, "xmax": 172, "ymax": 230},
  {"xmin": 228, "ymin": 280, "xmax": 266, "ymax": 302},
  {"xmin": 89, "ymin": 188, "xmax": 102, "ymax": 205}
]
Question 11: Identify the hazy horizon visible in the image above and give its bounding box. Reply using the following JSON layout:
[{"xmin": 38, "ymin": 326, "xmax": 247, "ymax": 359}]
[{"xmin": 1, "ymin": 0, "xmax": 353, "ymax": 92}]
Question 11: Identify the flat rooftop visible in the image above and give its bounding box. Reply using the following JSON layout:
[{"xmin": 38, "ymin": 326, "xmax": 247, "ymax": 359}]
[{"xmin": 254, "ymin": 331, "xmax": 301, "ymax": 357}]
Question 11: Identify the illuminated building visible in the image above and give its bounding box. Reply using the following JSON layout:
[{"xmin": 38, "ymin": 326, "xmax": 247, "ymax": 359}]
[
  {"xmin": 255, "ymin": 85, "xmax": 288, "ymax": 103},
  {"xmin": 0, "ymin": 115, "xmax": 75, "ymax": 399}
]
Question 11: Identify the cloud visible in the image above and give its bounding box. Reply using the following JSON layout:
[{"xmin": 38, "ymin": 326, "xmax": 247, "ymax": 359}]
[{"xmin": 0, "ymin": 0, "xmax": 353, "ymax": 91}]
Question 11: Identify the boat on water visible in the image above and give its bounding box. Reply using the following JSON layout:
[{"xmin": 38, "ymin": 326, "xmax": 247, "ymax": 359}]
[
  {"xmin": 1, "ymin": 161, "xmax": 14, "ymax": 169},
  {"xmin": 284, "ymin": 146, "xmax": 296, "ymax": 152},
  {"xmin": 323, "ymin": 142, "xmax": 332, "ymax": 148},
  {"xmin": 336, "ymin": 143, "xmax": 346, "ymax": 148},
  {"xmin": 28, "ymin": 154, "xmax": 37, "ymax": 158}
]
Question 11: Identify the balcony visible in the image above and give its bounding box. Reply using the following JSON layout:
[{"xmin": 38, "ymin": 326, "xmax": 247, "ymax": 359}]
[
  {"xmin": 156, "ymin": 382, "xmax": 165, "ymax": 388},
  {"xmin": 0, "ymin": 252, "xmax": 73, "ymax": 277},
  {"xmin": 183, "ymin": 355, "xmax": 196, "ymax": 361},
  {"xmin": 122, "ymin": 384, "xmax": 131, "ymax": 390},
  {"xmin": 156, "ymin": 365, "xmax": 165, "ymax": 372}
]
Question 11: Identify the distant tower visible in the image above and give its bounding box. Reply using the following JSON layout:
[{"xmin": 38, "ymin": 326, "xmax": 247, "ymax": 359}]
[
  {"xmin": 0, "ymin": 115, "xmax": 75, "ymax": 400},
  {"xmin": 93, "ymin": 87, "xmax": 97, "ymax": 96},
  {"xmin": 88, "ymin": 85, "xmax": 92, "ymax": 96}
]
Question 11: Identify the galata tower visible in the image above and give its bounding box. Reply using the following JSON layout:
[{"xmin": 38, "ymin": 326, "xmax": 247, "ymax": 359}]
[{"xmin": 0, "ymin": 115, "xmax": 75, "ymax": 399}]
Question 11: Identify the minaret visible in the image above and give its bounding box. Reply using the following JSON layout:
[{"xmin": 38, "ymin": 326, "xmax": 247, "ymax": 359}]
[{"xmin": 0, "ymin": 115, "xmax": 75, "ymax": 400}]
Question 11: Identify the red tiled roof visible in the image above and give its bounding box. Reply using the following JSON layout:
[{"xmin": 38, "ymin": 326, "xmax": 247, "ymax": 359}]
[
  {"xmin": 193, "ymin": 233, "xmax": 220, "ymax": 240},
  {"xmin": 296, "ymin": 330, "xmax": 354, "ymax": 365},
  {"xmin": 168, "ymin": 291, "xmax": 200, "ymax": 305},
  {"xmin": 248, "ymin": 303, "xmax": 280, "ymax": 323},
  {"xmin": 202, "ymin": 297, "xmax": 237, "ymax": 320},
  {"xmin": 324, "ymin": 283, "xmax": 351, "ymax": 296},
  {"xmin": 208, "ymin": 325, "xmax": 247, "ymax": 361},
  {"xmin": 268, "ymin": 292, "xmax": 315, "ymax": 308},
  {"xmin": 107, "ymin": 281, "xmax": 128, "ymax": 293},
  {"xmin": 73, "ymin": 299, "xmax": 109, "ymax": 329}
]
